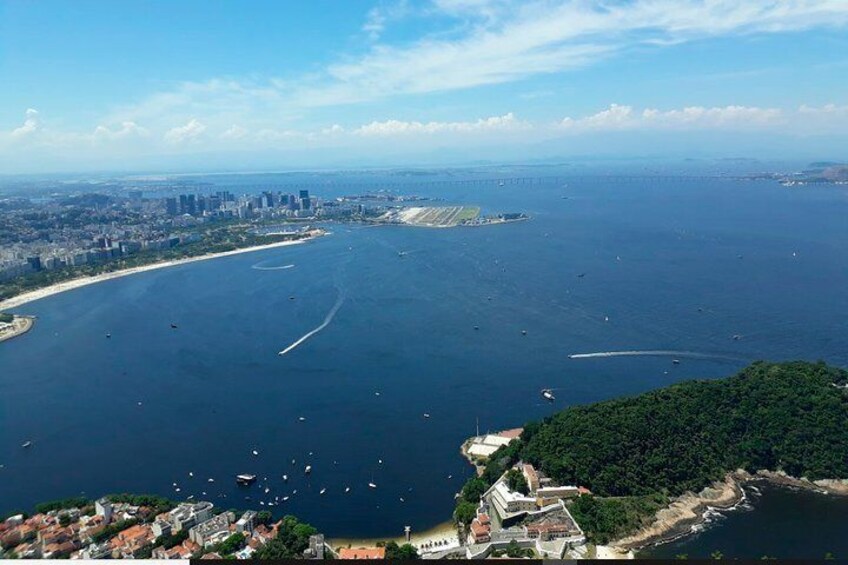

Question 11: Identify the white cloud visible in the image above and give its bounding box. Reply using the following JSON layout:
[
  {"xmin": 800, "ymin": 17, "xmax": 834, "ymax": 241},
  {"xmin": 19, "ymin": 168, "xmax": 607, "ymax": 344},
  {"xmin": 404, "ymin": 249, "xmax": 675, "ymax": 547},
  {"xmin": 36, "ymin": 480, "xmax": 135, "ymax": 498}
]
[
  {"xmin": 93, "ymin": 121, "xmax": 148, "ymax": 140},
  {"xmin": 164, "ymin": 119, "xmax": 207, "ymax": 144},
  {"xmin": 220, "ymin": 124, "xmax": 249, "ymax": 140},
  {"xmin": 11, "ymin": 108, "xmax": 40, "ymax": 138},
  {"xmin": 354, "ymin": 112, "xmax": 527, "ymax": 136},
  {"xmin": 798, "ymin": 103, "xmax": 848, "ymax": 117},
  {"xmin": 321, "ymin": 124, "xmax": 345, "ymax": 135},
  {"xmin": 559, "ymin": 104, "xmax": 783, "ymax": 131}
]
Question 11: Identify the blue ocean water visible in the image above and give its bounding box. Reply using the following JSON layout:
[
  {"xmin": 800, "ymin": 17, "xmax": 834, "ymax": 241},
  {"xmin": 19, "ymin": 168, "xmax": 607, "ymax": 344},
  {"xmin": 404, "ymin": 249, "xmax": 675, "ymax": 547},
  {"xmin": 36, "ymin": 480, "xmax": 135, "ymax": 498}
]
[{"xmin": 1, "ymin": 177, "xmax": 847, "ymax": 546}]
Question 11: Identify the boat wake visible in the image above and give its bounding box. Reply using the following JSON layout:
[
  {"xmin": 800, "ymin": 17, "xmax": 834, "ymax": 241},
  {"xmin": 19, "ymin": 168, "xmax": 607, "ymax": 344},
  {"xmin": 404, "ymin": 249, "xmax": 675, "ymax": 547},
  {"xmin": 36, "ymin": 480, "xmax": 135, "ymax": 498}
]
[
  {"xmin": 278, "ymin": 292, "xmax": 345, "ymax": 356},
  {"xmin": 567, "ymin": 350, "xmax": 744, "ymax": 361},
  {"xmin": 252, "ymin": 263, "xmax": 295, "ymax": 271}
]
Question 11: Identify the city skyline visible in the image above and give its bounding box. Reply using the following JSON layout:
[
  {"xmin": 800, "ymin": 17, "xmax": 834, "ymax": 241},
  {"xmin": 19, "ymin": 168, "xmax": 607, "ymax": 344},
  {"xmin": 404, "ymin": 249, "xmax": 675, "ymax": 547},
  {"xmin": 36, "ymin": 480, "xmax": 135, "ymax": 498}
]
[{"xmin": 2, "ymin": 0, "xmax": 848, "ymax": 173}]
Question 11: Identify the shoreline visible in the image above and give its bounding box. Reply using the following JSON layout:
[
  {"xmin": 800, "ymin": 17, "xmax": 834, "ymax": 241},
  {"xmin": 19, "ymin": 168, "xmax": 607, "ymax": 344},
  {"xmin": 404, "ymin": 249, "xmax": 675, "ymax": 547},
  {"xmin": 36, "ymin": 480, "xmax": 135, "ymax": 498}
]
[
  {"xmin": 0, "ymin": 315, "xmax": 34, "ymax": 343},
  {"xmin": 328, "ymin": 520, "xmax": 459, "ymax": 553},
  {"xmin": 0, "ymin": 234, "xmax": 325, "ymax": 313},
  {"xmin": 614, "ymin": 470, "xmax": 848, "ymax": 552}
]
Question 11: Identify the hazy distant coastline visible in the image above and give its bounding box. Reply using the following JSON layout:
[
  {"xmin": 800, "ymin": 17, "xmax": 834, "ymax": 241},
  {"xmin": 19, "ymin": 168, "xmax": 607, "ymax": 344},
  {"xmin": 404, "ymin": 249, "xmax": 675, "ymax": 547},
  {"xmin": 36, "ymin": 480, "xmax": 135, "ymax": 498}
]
[{"xmin": 0, "ymin": 235, "xmax": 325, "ymax": 313}]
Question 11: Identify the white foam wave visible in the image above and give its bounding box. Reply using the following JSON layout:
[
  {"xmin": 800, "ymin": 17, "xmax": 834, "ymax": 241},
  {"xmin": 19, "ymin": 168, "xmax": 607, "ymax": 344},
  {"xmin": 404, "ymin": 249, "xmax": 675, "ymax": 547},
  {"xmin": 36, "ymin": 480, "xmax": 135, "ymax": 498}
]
[
  {"xmin": 252, "ymin": 263, "xmax": 295, "ymax": 271},
  {"xmin": 278, "ymin": 293, "xmax": 344, "ymax": 356},
  {"xmin": 567, "ymin": 350, "xmax": 742, "ymax": 361}
]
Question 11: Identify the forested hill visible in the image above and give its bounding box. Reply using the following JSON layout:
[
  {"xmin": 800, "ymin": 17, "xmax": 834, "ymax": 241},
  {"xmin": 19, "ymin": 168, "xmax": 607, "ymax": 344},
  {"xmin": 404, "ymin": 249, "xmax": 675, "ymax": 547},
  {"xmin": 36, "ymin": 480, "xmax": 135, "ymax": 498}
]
[{"xmin": 520, "ymin": 361, "xmax": 848, "ymax": 498}]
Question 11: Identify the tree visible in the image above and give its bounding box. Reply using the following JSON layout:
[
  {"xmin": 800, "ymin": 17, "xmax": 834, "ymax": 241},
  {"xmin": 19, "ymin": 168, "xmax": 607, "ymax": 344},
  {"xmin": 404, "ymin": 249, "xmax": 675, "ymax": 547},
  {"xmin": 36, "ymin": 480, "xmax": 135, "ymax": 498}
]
[
  {"xmin": 385, "ymin": 541, "xmax": 419, "ymax": 560},
  {"xmin": 505, "ymin": 540, "xmax": 523, "ymax": 558},
  {"xmin": 505, "ymin": 469, "xmax": 529, "ymax": 495},
  {"xmin": 453, "ymin": 501, "xmax": 477, "ymax": 526}
]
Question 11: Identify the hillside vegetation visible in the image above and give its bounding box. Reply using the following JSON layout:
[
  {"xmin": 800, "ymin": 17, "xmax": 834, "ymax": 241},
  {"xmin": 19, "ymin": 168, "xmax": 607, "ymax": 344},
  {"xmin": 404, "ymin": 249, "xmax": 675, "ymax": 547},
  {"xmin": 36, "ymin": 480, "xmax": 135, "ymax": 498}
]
[{"xmin": 457, "ymin": 361, "xmax": 848, "ymax": 543}]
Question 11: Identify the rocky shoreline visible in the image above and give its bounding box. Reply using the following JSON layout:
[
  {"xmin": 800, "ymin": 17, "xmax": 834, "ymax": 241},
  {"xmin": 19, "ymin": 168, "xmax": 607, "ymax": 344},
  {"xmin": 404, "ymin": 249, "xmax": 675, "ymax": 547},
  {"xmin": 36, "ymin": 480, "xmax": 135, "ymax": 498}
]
[{"xmin": 612, "ymin": 470, "xmax": 848, "ymax": 551}]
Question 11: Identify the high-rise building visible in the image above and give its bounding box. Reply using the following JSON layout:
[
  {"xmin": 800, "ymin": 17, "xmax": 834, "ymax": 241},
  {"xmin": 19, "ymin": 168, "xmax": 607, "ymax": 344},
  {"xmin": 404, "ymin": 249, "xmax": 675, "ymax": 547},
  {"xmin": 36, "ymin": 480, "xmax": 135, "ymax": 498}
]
[{"xmin": 165, "ymin": 197, "xmax": 178, "ymax": 216}]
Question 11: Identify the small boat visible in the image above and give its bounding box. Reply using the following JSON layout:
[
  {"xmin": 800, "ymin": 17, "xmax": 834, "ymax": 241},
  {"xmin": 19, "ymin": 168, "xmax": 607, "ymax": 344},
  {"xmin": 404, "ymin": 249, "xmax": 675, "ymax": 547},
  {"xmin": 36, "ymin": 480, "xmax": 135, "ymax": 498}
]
[
  {"xmin": 541, "ymin": 389, "xmax": 556, "ymax": 402},
  {"xmin": 236, "ymin": 474, "xmax": 257, "ymax": 485},
  {"xmin": 187, "ymin": 495, "xmax": 194, "ymax": 500},
  {"xmin": 173, "ymin": 482, "xmax": 178, "ymax": 487},
  {"xmin": 175, "ymin": 488, "xmax": 181, "ymax": 493},
  {"xmin": 604, "ymin": 316, "xmax": 609, "ymax": 322},
  {"xmin": 423, "ymin": 413, "xmax": 430, "ymax": 419},
  {"xmin": 283, "ymin": 474, "xmax": 288, "ymax": 482},
  {"xmin": 304, "ymin": 465, "xmax": 312, "ymax": 474},
  {"xmin": 106, "ymin": 333, "xmax": 111, "ymax": 338},
  {"xmin": 189, "ymin": 472, "xmax": 194, "ymax": 477},
  {"xmin": 368, "ymin": 482, "xmax": 377, "ymax": 489},
  {"xmin": 521, "ymin": 330, "xmax": 527, "ymax": 336},
  {"xmin": 21, "ymin": 441, "xmax": 32, "ymax": 448},
  {"xmin": 252, "ymin": 450, "xmax": 259, "ymax": 456},
  {"xmin": 289, "ymin": 296, "xmax": 295, "ymax": 300},
  {"xmin": 208, "ymin": 478, "xmax": 215, "ymax": 483},
  {"xmin": 170, "ymin": 323, "xmax": 178, "ymax": 329},
  {"xmin": 259, "ymin": 501, "xmax": 265, "ymax": 506},
  {"xmin": 298, "ymin": 417, "xmax": 306, "ymax": 422},
  {"xmin": 319, "ymin": 488, "xmax": 326, "ymax": 495},
  {"xmin": 345, "ymin": 487, "xmax": 350, "ymax": 493},
  {"xmin": 577, "ymin": 273, "xmax": 586, "ymax": 278},
  {"xmin": 473, "ymin": 325, "xmax": 479, "ymax": 330},
  {"xmin": 292, "ymin": 489, "xmax": 298, "ymax": 495},
  {"xmin": 400, "ymin": 497, "xmax": 405, "ymax": 503},
  {"xmin": 378, "ymin": 459, "xmax": 383, "ymax": 464},
  {"xmin": 672, "ymin": 359, "xmax": 680, "ymax": 365},
  {"xmin": 137, "ymin": 401, "xmax": 143, "ymax": 406},
  {"xmin": 375, "ymin": 392, "xmax": 381, "ymax": 396},
  {"xmin": 292, "ymin": 459, "xmax": 296, "ymax": 464},
  {"xmin": 398, "ymin": 251, "xmax": 407, "ymax": 257},
  {"xmin": 732, "ymin": 334, "xmax": 743, "ymax": 341},
  {"xmin": 264, "ymin": 487, "xmax": 270, "ymax": 494},
  {"xmin": 447, "ymin": 474, "xmax": 453, "ymax": 479}
]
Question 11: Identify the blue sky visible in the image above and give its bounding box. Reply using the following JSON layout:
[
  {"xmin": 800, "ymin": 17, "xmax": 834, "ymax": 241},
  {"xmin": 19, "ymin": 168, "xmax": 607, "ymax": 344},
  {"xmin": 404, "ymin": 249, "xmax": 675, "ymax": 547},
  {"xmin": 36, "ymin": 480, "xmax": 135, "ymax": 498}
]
[{"xmin": 1, "ymin": 0, "xmax": 848, "ymax": 172}]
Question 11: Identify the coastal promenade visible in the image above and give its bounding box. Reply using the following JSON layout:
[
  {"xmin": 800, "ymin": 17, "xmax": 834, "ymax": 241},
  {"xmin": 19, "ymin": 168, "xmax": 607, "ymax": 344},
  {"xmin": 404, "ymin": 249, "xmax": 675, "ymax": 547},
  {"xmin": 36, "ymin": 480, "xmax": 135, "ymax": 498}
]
[{"xmin": 0, "ymin": 233, "xmax": 325, "ymax": 312}]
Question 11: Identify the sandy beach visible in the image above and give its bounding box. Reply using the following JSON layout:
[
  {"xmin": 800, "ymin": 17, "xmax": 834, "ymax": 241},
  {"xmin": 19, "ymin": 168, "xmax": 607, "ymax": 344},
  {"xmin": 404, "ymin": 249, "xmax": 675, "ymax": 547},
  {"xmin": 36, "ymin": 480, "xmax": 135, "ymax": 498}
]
[
  {"xmin": 328, "ymin": 520, "xmax": 460, "ymax": 555},
  {"xmin": 0, "ymin": 235, "xmax": 322, "ymax": 313}
]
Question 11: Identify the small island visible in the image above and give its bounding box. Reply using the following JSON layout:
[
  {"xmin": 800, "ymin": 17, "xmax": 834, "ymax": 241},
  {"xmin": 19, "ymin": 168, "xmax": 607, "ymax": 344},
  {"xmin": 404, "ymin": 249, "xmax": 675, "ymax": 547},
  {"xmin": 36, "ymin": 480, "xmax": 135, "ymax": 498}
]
[{"xmin": 453, "ymin": 361, "xmax": 848, "ymax": 558}]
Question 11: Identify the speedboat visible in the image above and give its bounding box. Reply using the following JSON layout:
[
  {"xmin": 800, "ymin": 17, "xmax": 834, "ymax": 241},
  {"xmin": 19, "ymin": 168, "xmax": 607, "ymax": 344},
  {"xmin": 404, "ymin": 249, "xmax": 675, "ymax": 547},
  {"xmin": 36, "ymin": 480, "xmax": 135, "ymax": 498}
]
[
  {"xmin": 236, "ymin": 474, "xmax": 257, "ymax": 485},
  {"xmin": 541, "ymin": 389, "xmax": 556, "ymax": 402}
]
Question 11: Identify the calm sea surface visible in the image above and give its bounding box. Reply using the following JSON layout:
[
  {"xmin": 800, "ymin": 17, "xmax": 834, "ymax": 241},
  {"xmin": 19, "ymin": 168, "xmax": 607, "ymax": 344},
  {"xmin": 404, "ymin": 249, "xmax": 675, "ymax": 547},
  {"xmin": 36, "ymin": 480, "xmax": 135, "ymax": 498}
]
[{"xmin": 2, "ymin": 176, "xmax": 847, "ymax": 551}]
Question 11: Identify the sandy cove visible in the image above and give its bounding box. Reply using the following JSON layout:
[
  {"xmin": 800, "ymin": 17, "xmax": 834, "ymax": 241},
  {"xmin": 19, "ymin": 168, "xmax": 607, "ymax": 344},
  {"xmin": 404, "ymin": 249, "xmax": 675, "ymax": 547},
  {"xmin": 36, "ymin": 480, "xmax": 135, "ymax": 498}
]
[
  {"xmin": 0, "ymin": 236, "xmax": 322, "ymax": 313},
  {"xmin": 613, "ymin": 469, "xmax": 848, "ymax": 551},
  {"xmin": 328, "ymin": 520, "xmax": 460, "ymax": 554}
]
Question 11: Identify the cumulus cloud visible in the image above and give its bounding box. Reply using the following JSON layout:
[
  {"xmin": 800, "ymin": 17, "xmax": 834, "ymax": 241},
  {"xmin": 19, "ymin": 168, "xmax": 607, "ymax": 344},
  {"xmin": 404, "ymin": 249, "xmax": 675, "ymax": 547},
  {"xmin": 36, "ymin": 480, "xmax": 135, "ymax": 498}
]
[
  {"xmin": 93, "ymin": 121, "xmax": 148, "ymax": 140},
  {"xmin": 11, "ymin": 108, "xmax": 40, "ymax": 138},
  {"xmin": 559, "ymin": 104, "xmax": 783, "ymax": 131},
  {"xmin": 164, "ymin": 119, "xmax": 207, "ymax": 144},
  {"xmin": 354, "ymin": 112, "xmax": 527, "ymax": 136}
]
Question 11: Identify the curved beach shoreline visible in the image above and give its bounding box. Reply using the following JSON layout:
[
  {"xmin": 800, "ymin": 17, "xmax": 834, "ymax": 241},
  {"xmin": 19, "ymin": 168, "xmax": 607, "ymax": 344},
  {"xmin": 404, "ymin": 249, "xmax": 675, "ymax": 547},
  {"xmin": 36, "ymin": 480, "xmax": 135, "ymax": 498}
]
[
  {"xmin": 0, "ymin": 236, "xmax": 322, "ymax": 312},
  {"xmin": 328, "ymin": 520, "xmax": 459, "ymax": 554}
]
